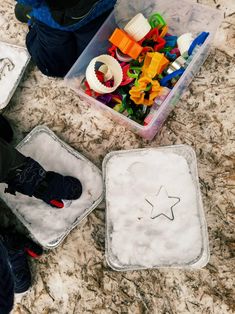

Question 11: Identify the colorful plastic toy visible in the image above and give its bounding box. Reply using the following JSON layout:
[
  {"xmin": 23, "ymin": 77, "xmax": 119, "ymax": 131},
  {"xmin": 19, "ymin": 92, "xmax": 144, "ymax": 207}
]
[
  {"xmin": 98, "ymin": 64, "xmax": 113, "ymax": 81},
  {"xmin": 86, "ymin": 55, "xmax": 123, "ymax": 94},
  {"xmin": 142, "ymin": 52, "xmax": 169, "ymax": 78},
  {"xmin": 142, "ymin": 28, "xmax": 166, "ymax": 51},
  {"xmin": 160, "ymin": 68, "xmax": 185, "ymax": 87},
  {"xmin": 108, "ymin": 44, "xmax": 117, "ymax": 57},
  {"xmin": 144, "ymin": 87, "xmax": 171, "ymax": 125},
  {"xmin": 188, "ymin": 32, "xmax": 209, "ymax": 56},
  {"xmin": 116, "ymin": 48, "xmax": 133, "ymax": 62},
  {"xmin": 177, "ymin": 33, "xmax": 193, "ymax": 57},
  {"xmin": 124, "ymin": 13, "xmax": 151, "ymax": 42},
  {"xmin": 166, "ymin": 56, "xmax": 186, "ymax": 75},
  {"xmin": 149, "ymin": 13, "xmax": 167, "ymax": 29},
  {"xmin": 164, "ymin": 35, "xmax": 178, "ymax": 48},
  {"xmin": 165, "ymin": 51, "xmax": 177, "ymax": 61},
  {"xmin": 170, "ymin": 48, "xmax": 180, "ymax": 58},
  {"xmin": 127, "ymin": 66, "xmax": 142, "ymax": 79},
  {"xmin": 120, "ymin": 64, "xmax": 135, "ymax": 86},
  {"xmin": 83, "ymin": 10, "xmax": 209, "ymax": 125},
  {"xmin": 159, "ymin": 25, "xmax": 169, "ymax": 38},
  {"xmin": 109, "ymin": 28, "xmax": 143, "ymax": 59},
  {"xmin": 129, "ymin": 76, "xmax": 162, "ymax": 106}
]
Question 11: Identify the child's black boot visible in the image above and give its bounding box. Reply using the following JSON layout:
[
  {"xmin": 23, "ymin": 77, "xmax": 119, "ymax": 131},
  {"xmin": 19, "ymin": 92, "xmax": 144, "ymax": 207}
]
[{"xmin": 4, "ymin": 157, "xmax": 82, "ymax": 208}]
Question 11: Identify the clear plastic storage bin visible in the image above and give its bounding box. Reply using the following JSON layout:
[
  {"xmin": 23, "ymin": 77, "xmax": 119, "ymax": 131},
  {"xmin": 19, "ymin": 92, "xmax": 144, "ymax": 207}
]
[{"xmin": 66, "ymin": 0, "xmax": 222, "ymax": 140}]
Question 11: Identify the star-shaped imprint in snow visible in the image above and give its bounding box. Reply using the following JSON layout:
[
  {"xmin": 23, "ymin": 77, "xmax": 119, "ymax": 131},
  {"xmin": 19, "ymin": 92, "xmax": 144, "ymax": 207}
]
[{"xmin": 145, "ymin": 186, "xmax": 180, "ymax": 221}]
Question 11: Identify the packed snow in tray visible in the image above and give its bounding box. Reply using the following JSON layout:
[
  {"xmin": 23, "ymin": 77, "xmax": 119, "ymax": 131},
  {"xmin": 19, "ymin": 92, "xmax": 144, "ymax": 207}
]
[{"xmin": 105, "ymin": 149, "xmax": 204, "ymax": 269}]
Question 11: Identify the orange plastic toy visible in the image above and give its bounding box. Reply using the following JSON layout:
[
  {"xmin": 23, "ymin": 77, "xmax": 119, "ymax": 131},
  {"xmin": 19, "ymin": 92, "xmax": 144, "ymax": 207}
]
[
  {"xmin": 159, "ymin": 25, "xmax": 169, "ymax": 38},
  {"xmin": 129, "ymin": 76, "xmax": 162, "ymax": 106},
  {"xmin": 109, "ymin": 28, "xmax": 143, "ymax": 60},
  {"xmin": 142, "ymin": 52, "xmax": 169, "ymax": 78}
]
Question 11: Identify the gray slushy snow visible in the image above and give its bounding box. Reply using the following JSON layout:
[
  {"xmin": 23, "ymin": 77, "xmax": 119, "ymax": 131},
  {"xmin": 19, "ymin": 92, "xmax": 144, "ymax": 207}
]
[
  {"xmin": 0, "ymin": 42, "xmax": 29, "ymax": 109},
  {"xmin": 0, "ymin": 129, "xmax": 103, "ymax": 247},
  {"xmin": 105, "ymin": 149, "xmax": 206, "ymax": 269}
]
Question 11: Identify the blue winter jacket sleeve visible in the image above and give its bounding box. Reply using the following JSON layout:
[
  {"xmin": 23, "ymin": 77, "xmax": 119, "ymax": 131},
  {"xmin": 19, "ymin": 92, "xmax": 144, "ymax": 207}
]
[
  {"xmin": 17, "ymin": 0, "xmax": 42, "ymax": 7},
  {"xmin": 15, "ymin": 0, "xmax": 116, "ymax": 31}
]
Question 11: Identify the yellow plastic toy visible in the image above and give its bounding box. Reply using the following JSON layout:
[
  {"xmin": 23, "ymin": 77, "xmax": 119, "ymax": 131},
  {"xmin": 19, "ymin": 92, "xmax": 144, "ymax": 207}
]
[
  {"xmin": 142, "ymin": 52, "xmax": 169, "ymax": 78},
  {"xmin": 129, "ymin": 76, "xmax": 162, "ymax": 106}
]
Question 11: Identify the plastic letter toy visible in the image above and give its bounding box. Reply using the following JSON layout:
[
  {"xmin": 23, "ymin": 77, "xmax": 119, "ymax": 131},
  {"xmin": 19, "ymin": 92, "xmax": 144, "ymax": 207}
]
[
  {"xmin": 124, "ymin": 13, "xmax": 151, "ymax": 42},
  {"xmin": 109, "ymin": 28, "xmax": 143, "ymax": 59},
  {"xmin": 130, "ymin": 76, "xmax": 162, "ymax": 106},
  {"xmin": 86, "ymin": 55, "xmax": 123, "ymax": 94},
  {"xmin": 142, "ymin": 52, "xmax": 169, "ymax": 78}
]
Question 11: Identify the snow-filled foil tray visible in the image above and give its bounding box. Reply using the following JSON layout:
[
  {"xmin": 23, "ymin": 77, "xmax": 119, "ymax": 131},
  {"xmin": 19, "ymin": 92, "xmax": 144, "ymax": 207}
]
[
  {"xmin": 0, "ymin": 126, "xmax": 104, "ymax": 248},
  {"xmin": 103, "ymin": 146, "xmax": 209, "ymax": 270},
  {"xmin": 0, "ymin": 41, "xmax": 30, "ymax": 109}
]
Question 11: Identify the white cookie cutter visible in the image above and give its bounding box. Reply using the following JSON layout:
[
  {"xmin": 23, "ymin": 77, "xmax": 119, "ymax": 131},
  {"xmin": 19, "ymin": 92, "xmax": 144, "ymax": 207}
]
[
  {"xmin": 124, "ymin": 13, "xmax": 151, "ymax": 42},
  {"xmin": 86, "ymin": 55, "xmax": 123, "ymax": 94},
  {"xmin": 115, "ymin": 48, "xmax": 133, "ymax": 63},
  {"xmin": 98, "ymin": 64, "xmax": 113, "ymax": 81},
  {"xmin": 177, "ymin": 33, "xmax": 193, "ymax": 57}
]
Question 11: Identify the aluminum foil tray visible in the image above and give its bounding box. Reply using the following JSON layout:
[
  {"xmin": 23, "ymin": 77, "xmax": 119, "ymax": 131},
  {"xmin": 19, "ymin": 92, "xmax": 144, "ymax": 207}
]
[
  {"xmin": 103, "ymin": 145, "xmax": 209, "ymax": 270},
  {"xmin": 0, "ymin": 126, "xmax": 104, "ymax": 248},
  {"xmin": 0, "ymin": 41, "xmax": 30, "ymax": 109}
]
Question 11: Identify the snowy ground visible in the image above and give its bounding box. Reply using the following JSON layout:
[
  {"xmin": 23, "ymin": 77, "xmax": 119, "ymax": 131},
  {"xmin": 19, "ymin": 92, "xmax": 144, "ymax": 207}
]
[{"xmin": 0, "ymin": 0, "xmax": 234, "ymax": 313}]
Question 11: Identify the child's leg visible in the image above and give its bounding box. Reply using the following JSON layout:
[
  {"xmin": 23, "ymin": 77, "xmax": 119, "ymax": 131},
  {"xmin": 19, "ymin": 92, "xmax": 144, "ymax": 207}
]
[
  {"xmin": 0, "ymin": 138, "xmax": 26, "ymax": 183},
  {"xmin": 0, "ymin": 115, "xmax": 14, "ymax": 143},
  {"xmin": 0, "ymin": 139, "xmax": 82, "ymax": 208},
  {"xmin": 26, "ymin": 21, "xmax": 77, "ymax": 77},
  {"xmin": 0, "ymin": 230, "xmax": 43, "ymax": 295},
  {"xmin": 74, "ymin": 9, "xmax": 113, "ymax": 55},
  {"xmin": 0, "ymin": 240, "xmax": 14, "ymax": 313}
]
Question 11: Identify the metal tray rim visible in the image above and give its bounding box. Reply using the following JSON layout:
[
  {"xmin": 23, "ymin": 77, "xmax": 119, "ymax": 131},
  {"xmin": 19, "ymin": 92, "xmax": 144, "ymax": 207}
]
[
  {"xmin": 103, "ymin": 145, "xmax": 210, "ymax": 270},
  {"xmin": 15, "ymin": 125, "xmax": 104, "ymax": 249},
  {"xmin": 0, "ymin": 41, "xmax": 30, "ymax": 109}
]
